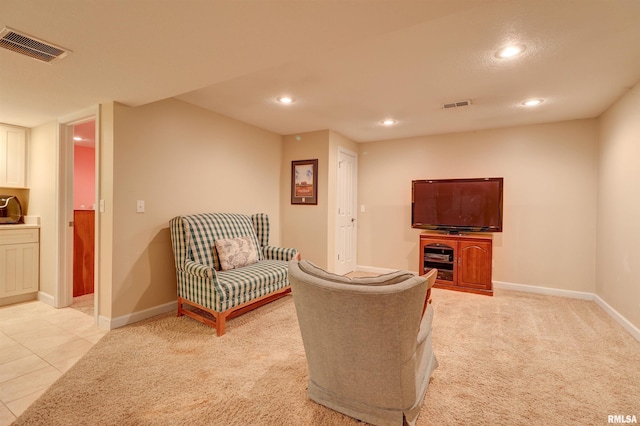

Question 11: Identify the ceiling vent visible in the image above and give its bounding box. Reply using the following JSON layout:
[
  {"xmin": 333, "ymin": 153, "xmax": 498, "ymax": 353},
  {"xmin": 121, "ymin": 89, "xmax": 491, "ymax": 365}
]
[
  {"xmin": 0, "ymin": 27, "xmax": 70, "ymax": 63},
  {"xmin": 442, "ymin": 100, "xmax": 472, "ymax": 109}
]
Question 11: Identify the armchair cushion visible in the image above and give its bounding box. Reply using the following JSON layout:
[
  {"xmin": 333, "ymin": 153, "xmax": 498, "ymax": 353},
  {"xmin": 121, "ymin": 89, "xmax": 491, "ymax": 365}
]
[
  {"xmin": 297, "ymin": 260, "xmax": 351, "ymax": 283},
  {"xmin": 217, "ymin": 260, "xmax": 289, "ymax": 307},
  {"xmin": 298, "ymin": 259, "xmax": 417, "ymax": 286}
]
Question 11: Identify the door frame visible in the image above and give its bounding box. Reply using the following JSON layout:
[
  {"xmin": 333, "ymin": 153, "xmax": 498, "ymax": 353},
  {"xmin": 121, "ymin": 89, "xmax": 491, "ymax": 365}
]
[
  {"xmin": 56, "ymin": 106, "xmax": 100, "ymax": 324},
  {"xmin": 334, "ymin": 146, "xmax": 358, "ymax": 275}
]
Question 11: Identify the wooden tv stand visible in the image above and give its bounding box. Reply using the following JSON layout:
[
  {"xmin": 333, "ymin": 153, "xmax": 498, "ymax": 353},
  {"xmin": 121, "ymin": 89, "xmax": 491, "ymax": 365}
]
[{"xmin": 419, "ymin": 233, "xmax": 493, "ymax": 296}]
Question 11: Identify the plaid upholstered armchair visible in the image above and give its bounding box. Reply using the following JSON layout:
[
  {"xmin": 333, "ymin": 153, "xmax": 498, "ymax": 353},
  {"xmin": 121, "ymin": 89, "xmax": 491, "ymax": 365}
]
[{"xmin": 169, "ymin": 213, "xmax": 297, "ymax": 336}]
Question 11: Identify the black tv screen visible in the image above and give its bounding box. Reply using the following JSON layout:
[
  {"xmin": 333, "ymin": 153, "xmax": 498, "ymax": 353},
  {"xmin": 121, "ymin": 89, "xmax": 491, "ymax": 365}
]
[{"xmin": 412, "ymin": 178, "xmax": 503, "ymax": 233}]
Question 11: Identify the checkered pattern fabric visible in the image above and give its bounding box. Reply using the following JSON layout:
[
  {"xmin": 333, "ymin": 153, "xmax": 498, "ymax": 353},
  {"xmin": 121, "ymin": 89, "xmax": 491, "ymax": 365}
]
[
  {"xmin": 216, "ymin": 260, "xmax": 289, "ymax": 311},
  {"xmin": 170, "ymin": 213, "xmax": 297, "ymax": 313},
  {"xmin": 264, "ymin": 245, "xmax": 298, "ymax": 261},
  {"xmin": 252, "ymin": 213, "xmax": 297, "ymax": 261},
  {"xmin": 183, "ymin": 213, "xmax": 264, "ymax": 271},
  {"xmin": 252, "ymin": 213, "xmax": 270, "ymax": 248}
]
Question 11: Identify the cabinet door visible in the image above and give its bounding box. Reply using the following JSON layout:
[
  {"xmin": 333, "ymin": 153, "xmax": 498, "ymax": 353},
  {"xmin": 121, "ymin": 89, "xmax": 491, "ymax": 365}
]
[
  {"xmin": 458, "ymin": 241, "xmax": 492, "ymax": 290},
  {"xmin": 73, "ymin": 210, "xmax": 95, "ymax": 297},
  {"xmin": 0, "ymin": 243, "xmax": 39, "ymax": 297},
  {"xmin": 420, "ymin": 237, "xmax": 456, "ymax": 284},
  {"xmin": 0, "ymin": 125, "xmax": 27, "ymax": 188}
]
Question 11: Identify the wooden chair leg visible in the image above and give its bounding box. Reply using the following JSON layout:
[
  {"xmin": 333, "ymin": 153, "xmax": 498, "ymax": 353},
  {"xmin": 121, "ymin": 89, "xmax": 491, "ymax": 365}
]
[
  {"xmin": 177, "ymin": 287, "xmax": 290, "ymax": 336},
  {"xmin": 422, "ymin": 289, "xmax": 432, "ymax": 317},
  {"xmin": 216, "ymin": 314, "xmax": 226, "ymax": 336},
  {"xmin": 177, "ymin": 297, "xmax": 184, "ymax": 317}
]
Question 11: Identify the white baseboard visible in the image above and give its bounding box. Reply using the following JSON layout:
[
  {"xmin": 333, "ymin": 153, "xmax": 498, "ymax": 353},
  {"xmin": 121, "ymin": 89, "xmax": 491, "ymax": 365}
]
[
  {"xmin": 355, "ymin": 271, "xmax": 640, "ymax": 342},
  {"xmin": 493, "ymin": 280, "xmax": 639, "ymax": 342},
  {"xmin": 95, "ymin": 278, "xmax": 640, "ymax": 343},
  {"xmin": 0, "ymin": 292, "xmax": 37, "ymax": 307},
  {"xmin": 100, "ymin": 300, "xmax": 177, "ymax": 330},
  {"xmin": 356, "ymin": 265, "xmax": 397, "ymax": 274},
  {"xmin": 493, "ymin": 280, "xmax": 595, "ymax": 300},
  {"xmin": 38, "ymin": 291, "xmax": 55, "ymax": 307},
  {"xmin": 593, "ymin": 294, "xmax": 640, "ymax": 342}
]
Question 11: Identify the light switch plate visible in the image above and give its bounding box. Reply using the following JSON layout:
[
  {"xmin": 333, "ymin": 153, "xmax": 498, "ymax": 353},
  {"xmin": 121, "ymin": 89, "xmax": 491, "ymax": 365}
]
[{"xmin": 136, "ymin": 200, "xmax": 145, "ymax": 213}]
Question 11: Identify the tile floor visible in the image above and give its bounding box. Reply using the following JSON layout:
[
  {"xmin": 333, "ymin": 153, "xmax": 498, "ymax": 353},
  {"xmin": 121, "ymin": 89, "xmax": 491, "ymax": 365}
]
[{"xmin": 0, "ymin": 297, "xmax": 107, "ymax": 425}]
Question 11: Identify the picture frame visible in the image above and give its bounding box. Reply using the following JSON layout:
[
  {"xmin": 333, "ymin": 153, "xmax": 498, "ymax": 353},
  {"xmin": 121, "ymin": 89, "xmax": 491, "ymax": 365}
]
[{"xmin": 291, "ymin": 159, "xmax": 318, "ymax": 205}]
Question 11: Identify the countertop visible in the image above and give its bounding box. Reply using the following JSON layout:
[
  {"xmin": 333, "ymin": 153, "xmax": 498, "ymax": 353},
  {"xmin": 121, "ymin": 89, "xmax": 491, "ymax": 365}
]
[
  {"xmin": 0, "ymin": 216, "xmax": 40, "ymax": 229},
  {"xmin": 0, "ymin": 223, "xmax": 40, "ymax": 229}
]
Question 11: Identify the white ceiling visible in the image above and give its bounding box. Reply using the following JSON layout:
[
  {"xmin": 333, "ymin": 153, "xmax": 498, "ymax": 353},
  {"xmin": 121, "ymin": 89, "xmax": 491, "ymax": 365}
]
[{"xmin": 1, "ymin": 0, "xmax": 639, "ymax": 142}]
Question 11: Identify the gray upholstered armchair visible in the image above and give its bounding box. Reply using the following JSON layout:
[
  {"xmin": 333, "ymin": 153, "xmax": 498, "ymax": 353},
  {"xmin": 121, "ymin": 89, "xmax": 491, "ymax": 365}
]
[{"xmin": 288, "ymin": 260, "xmax": 438, "ymax": 426}]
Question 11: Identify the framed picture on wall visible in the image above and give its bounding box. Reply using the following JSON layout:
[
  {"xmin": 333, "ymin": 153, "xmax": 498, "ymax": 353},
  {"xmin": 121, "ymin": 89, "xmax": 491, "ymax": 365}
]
[{"xmin": 291, "ymin": 159, "xmax": 318, "ymax": 205}]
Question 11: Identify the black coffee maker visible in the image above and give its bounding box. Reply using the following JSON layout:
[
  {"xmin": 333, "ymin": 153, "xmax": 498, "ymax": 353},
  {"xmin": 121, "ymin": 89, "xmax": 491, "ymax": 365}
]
[{"xmin": 0, "ymin": 195, "xmax": 23, "ymax": 224}]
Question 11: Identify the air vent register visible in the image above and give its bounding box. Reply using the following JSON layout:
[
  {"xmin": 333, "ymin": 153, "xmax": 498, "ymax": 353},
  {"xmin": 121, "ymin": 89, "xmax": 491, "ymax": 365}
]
[{"xmin": 0, "ymin": 27, "xmax": 70, "ymax": 63}]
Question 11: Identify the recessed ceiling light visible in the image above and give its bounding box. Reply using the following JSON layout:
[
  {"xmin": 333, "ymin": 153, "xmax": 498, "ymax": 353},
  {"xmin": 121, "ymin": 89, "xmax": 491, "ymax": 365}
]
[
  {"xmin": 276, "ymin": 96, "xmax": 294, "ymax": 104},
  {"xmin": 522, "ymin": 99, "xmax": 544, "ymax": 107},
  {"xmin": 495, "ymin": 44, "xmax": 526, "ymax": 59},
  {"xmin": 381, "ymin": 118, "xmax": 397, "ymax": 126}
]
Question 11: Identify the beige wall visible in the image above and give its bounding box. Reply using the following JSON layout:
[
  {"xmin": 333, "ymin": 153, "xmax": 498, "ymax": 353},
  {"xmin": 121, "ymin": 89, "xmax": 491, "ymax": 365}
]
[
  {"xmin": 26, "ymin": 121, "xmax": 58, "ymax": 297},
  {"xmin": 357, "ymin": 119, "xmax": 599, "ymax": 293},
  {"xmin": 597, "ymin": 82, "xmax": 640, "ymax": 330},
  {"xmin": 280, "ymin": 130, "xmax": 358, "ymax": 270},
  {"xmin": 20, "ymin": 88, "xmax": 638, "ymax": 334},
  {"xmin": 99, "ymin": 103, "xmax": 114, "ymax": 318},
  {"xmin": 281, "ymin": 131, "xmax": 330, "ymax": 268},
  {"xmin": 108, "ymin": 99, "xmax": 283, "ymax": 319}
]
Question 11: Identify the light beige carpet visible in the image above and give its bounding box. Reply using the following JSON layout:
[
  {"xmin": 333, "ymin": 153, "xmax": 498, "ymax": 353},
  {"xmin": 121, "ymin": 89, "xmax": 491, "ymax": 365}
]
[
  {"xmin": 15, "ymin": 288, "xmax": 640, "ymax": 425},
  {"xmin": 70, "ymin": 293, "xmax": 94, "ymax": 317}
]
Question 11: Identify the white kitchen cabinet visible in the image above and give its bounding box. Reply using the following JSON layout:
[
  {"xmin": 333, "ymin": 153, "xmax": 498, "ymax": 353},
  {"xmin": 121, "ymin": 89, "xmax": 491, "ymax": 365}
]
[
  {"xmin": 0, "ymin": 124, "xmax": 28, "ymax": 188},
  {"xmin": 0, "ymin": 227, "xmax": 39, "ymax": 303}
]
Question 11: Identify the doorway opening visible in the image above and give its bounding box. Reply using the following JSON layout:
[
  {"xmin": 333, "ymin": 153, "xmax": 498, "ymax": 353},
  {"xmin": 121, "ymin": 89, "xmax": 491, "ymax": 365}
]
[
  {"xmin": 57, "ymin": 106, "xmax": 100, "ymax": 325},
  {"xmin": 71, "ymin": 120, "xmax": 96, "ymax": 316}
]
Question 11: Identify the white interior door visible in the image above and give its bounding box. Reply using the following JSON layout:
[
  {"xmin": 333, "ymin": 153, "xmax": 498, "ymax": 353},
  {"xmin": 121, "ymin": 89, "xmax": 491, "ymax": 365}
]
[
  {"xmin": 335, "ymin": 147, "xmax": 357, "ymax": 275},
  {"xmin": 55, "ymin": 121, "xmax": 74, "ymax": 309}
]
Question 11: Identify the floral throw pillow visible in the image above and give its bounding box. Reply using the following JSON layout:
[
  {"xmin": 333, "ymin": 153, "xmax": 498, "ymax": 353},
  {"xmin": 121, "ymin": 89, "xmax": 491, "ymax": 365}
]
[{"xmin": 214, "ymin": 235, "xmax": 259, "ymax": 271}]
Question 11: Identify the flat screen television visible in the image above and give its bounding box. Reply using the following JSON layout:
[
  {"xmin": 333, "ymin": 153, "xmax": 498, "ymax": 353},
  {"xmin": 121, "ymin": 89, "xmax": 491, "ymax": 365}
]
[{"xmin": 411, "ymin": 177, "xmax": 503, "ymax": 233}]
